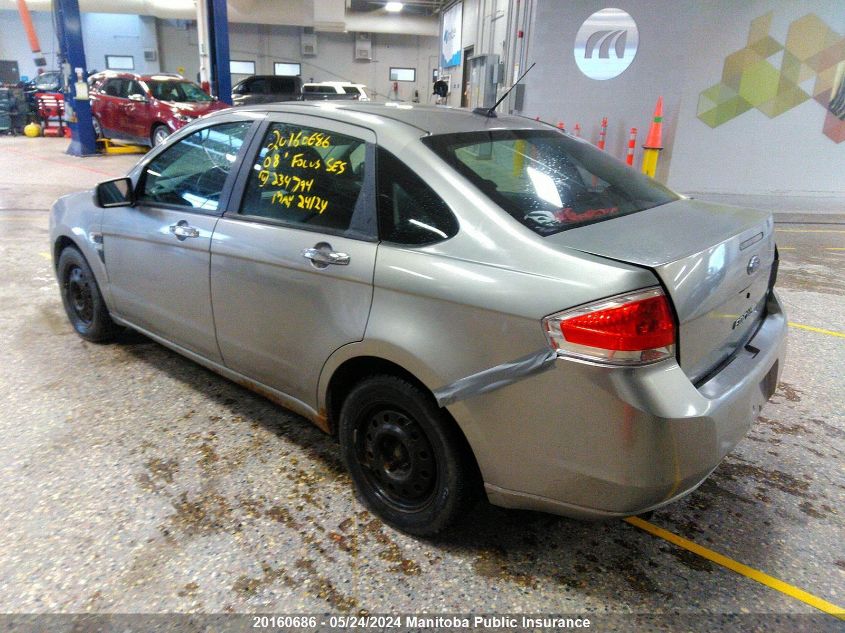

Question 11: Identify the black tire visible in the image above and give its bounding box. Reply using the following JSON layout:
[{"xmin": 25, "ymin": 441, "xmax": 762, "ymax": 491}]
[
  {"xmin": 339, "ymin": 375, "xmax": 480, "ymax": 535},
  {"xmin": 92, "ymin": 116, "xmax": 103, "ymax": 139},
  {"xmin": 151, "ymin": 124, "xmax": 170, "ymax": 146},
  {"xmin": 57, "ymin": 247, "xmax": 118, "ymax": 342}
]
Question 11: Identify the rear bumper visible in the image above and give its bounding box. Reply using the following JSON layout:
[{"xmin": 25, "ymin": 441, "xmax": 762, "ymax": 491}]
[{"xmin": 451, "ymin": 292, "xmax": 788, "ymax": 519}]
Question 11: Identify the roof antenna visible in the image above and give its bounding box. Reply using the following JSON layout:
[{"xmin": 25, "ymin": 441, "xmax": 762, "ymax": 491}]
[{"xmin": 473, "ymin": 62, "xmax": 536, "ymax": 118}]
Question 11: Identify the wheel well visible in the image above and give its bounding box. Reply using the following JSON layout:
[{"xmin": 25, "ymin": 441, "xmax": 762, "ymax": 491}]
[
  {"xmin": 325, "ymin": 355, "xmax": 483, "ymax": 482},
  {"xmin": 53, "ymin": 236, "xmax": 77, "ymax": 269},
  {"xmin": 326, "ymin": 357, "xmax": 424, "ymax": 433}
]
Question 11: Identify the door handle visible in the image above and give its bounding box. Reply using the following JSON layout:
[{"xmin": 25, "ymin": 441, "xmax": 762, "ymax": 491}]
[
  {"xmin": 169, "ymin": 222, "xmax": 200, "ymax": 240},
  {"xmin": 302, "ymin": 246, "xmax": 350, "ymax": 266}
]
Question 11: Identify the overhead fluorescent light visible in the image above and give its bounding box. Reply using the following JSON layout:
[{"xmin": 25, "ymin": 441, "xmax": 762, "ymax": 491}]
[{"xmin": 385, "ymin": 2, "xmax": 404, "ymax": 12}]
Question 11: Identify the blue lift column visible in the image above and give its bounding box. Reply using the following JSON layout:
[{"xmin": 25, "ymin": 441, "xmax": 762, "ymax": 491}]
[
  {"xmin": 207, "ymin": 0, "xmax": 233, "ymax": 105},
  {"xmin": 54, "ymin": 0, "xmax": 97, "ymax": 156}
]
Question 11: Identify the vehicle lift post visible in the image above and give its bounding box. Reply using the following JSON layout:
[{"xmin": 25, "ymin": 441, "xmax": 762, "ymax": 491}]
[
  {"xmin": 206, "ymin": 0, "xmax": 233, "ymax": 105},
  {"xmin": 54, "ymin": 0, "xmax": 97, "ymax": 156}
]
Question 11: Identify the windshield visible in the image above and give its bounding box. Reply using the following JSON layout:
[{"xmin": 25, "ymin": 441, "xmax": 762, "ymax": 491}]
[
  {"xmin": 146, "ymin": 80, "xmax": 212, "ymax": 103},
  {"xmin": 422, "ymin": 129, "xmax": 679, "ymax": 236},
  {"xmin": 35, "ymin": 72, "xmax": 61, "ymax": 90}
]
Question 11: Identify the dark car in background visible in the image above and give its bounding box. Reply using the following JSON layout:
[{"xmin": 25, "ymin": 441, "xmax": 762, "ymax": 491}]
[
  {"xmin": 88, "ymin": 71, "xmax": 229, "ymax": 146},
  {"xmin": 24, "ymin": 70, "xmax": 63, "ymax": 108},
  {"xmin": 232, "ymin": 75, "xmax": 302, "ymax": 105}
]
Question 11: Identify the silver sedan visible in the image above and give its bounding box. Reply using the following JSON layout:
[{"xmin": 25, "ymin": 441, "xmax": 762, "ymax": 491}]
[{"xmin": 49, "ymin": 102, "xmax": 787, "ymax": 535}]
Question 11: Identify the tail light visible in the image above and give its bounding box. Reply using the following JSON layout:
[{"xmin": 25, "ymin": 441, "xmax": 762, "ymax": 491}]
[{"xmin": 543, "ymin": 288, "xmax": 676, "ymax": 365}]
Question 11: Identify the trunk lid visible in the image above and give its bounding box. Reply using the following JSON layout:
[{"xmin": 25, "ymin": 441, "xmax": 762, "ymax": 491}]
[{"xmin": 547, "ymin": 199, "xmax": 776, "ymax": 383}]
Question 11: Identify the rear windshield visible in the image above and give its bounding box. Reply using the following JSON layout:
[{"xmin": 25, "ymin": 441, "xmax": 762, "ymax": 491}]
[
  {"xmin": 422, "ymin": 129, "xmax": 678, "ymax": 236},
  {"xmin": 147, "ymin": 80, "xmax": 212, "ymax": 103}
]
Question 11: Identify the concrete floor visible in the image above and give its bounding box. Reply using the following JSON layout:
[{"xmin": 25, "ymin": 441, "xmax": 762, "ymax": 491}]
[{"xmin": 0, "ymin": 136, "xmax": 842, "ymax": 631}]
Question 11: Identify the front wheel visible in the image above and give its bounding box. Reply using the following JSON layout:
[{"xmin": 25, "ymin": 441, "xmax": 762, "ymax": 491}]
[
  {"xmin": 57, "ymin": 247, "xmax": 118, "ymax": 342},
  {"xmin": 151, "ymin": 124, "xmax": 170, "ymax": 146},
  {"xmin": 339, "ymin": 375, "xmax": 480, "ymax": 535}
]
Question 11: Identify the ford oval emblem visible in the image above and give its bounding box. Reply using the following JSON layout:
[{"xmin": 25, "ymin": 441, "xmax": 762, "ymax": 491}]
[{"xmin": 747, "ymin": 255, "xmax": 761, "ymax": 275}]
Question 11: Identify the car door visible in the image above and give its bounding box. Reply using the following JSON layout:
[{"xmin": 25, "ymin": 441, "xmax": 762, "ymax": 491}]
[
  {"xmin": 101, "ymin": 120, "xmax": 256, "ymax": 361},
  {"xmin": 122, "ymin": 79, "xmax": 150, "ymax": 142},
  {"xmin": 210, "ymin": 115, "xmax": 378, "ymax": 407},
  {"xmin": 96, "ymin": 78, "xmax": 122, "ymax": 137}
]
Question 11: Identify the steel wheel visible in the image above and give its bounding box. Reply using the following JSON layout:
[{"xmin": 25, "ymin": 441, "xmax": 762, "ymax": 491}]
[
  {"xmin": 356, "ymin": 408, "xmax": 437, "ymax": 512},
  {"xmin": 339, "ymin": 375, "xmax": 481, "ymax": 534},
  {"xmin": 57, "ymin": 247, "xmax": 118, "ymax": 342},
  {"xmin": 65, "ymin": 265, "xmax": 94, "ymax": 326}
]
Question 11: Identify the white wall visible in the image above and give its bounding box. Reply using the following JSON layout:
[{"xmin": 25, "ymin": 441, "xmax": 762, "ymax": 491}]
[
  {"xmin": 0, "ymin": 10, "xmax": 160, "ymax": 79},
  {"xmin": 520, "ymin": 0, "xmax": 845, "ymax": 198},
  {"xmin": 81, "ymin": 13, "xmax": 160, "ymax": 75},
  {"xmin": 157, "ymin": 20, "xmax": 439, "ymax": 103},
  {"xmin": 439, "ymin": 0, "xmax": 512, "ymax": 107},
  {"xmin": 0, "ymin": 10, "xmax": 59, "ymax": 80}
]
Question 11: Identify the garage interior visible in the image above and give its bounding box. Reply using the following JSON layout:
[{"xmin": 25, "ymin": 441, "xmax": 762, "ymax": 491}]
[{"xmin": 0, "ymin": 0, "xmax": 842, "ymax": 630}]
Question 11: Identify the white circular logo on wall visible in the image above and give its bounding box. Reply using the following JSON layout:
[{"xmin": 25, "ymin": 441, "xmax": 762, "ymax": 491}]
[{"xmin": 574, "ymin": 8, "xmax": 639, "ymax": 80}]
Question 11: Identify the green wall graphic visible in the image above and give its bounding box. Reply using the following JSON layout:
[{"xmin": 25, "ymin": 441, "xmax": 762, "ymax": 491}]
[{"xmin": 697, "ymin": 12, "xmax": 845, "ymax": 143}]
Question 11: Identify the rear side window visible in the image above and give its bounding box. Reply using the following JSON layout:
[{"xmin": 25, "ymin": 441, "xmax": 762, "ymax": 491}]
[
  {"xmin": 239, "ymin": 123, "xmax": 369, "ymax": 236},
  {"xmin": 304, "ymin": 85, "xmax": 335, "ymax": 94},
  {"xmin": 270, "ymin": 77, "xmax": 296, "ymax": 93},
  {"xmin": 139, "ymin": 121, "xmax": 252, "ymax": 211},
  {"xmin": 377, "ymin": 148, "xmax": 458, "ymax": 245},
  {"xmin": 422, "ymin": 130, "xmax": 678, "ymax": 236}
]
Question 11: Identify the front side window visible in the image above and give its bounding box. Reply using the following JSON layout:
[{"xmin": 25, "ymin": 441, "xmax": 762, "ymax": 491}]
[
  {"xmin": 247, "ymin": 78, "xmax": 269, "ymax": 94},
  {"xmin": 146, "ymin": 80, "xmax": 212, "ymax": 103},
  {"xmin": 122, "ymin": 80, "xmax": 145, "ymax": 99},
  {"xmin": 103, "ymin": 79, "xmax": 122, "ymax": 97},
  {"xmin": 140, "ymin": 121, "xmax": 252, "ymax": 211},
  {"xmin": 377, "ymin": 148, "xmax": 458, "ymax": 245},
  {"xmin": 239, "ymin": 122, "xmax": 368, "ymax": 236},
  {"xmin": 422, "ymin": 130, "xmax": 679, "ymax": 236}
]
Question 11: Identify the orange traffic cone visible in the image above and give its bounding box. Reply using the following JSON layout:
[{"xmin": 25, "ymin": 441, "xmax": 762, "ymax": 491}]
[{"xmin": 641, "ymin": 97, "xmax": 663, "ymax": 177}]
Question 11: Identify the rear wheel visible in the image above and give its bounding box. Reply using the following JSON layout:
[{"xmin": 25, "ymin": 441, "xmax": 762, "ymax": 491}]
[
  {"xmin": 339, "ymin": 375, "xmax": 480, "ymax": 535},
  {"xmin": 151, "ymin": 124, "xmax": 170, "ymax": 146},
  {"xmin": 57, "ymin": 247, "xmax": 118, "ymax": 342},
  {"xmin": 92, "ymin": 116, "xmax": 103, "ymax": 139}
]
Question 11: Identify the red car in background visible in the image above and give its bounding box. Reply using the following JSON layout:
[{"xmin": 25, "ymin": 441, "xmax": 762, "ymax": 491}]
[{"xmin": 89, "ymin": 72, "xmax": 229, "ymax": 146}]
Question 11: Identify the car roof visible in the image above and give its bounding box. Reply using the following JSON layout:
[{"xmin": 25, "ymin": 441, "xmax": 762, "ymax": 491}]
[
  {"xmin": 90, "ymin": 71, "xmax": 186, "ymax": 82},
  {"xmin": 224, "ymin": 101, "xmax": 549, "ymax": 135},
  {"xmin": 306, "ymin": 81, "xmax": 363, "ymax": 86}
]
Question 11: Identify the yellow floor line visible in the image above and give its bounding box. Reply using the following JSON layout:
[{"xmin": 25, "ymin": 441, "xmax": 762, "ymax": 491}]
[
  {"xmin": 788, "ymin": 322, "xmax": 845, "ymax": 338},
  {"xmin": 826, "ymin": 247, "xmax": 845, "ymax": 251},
  {"xmin": 624, "ymin": 516, "xmax": 845, "ymax": 619},
  {"xmin": 38, "ymin": 252, "xmax": 51, "ymax": 261},
  {"xmin": 778, "ymin": 247, "xmax": 797, "ymax": 250}
]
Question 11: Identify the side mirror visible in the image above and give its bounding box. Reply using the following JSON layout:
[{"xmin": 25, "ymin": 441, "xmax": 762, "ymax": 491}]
[
  {"xmin": 96, "ymin": 177, "xmax": 134, "ymax": 208},
  {"xmin": 128, "ymin": 93, "xmax": 147, "ymax": 103}
]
